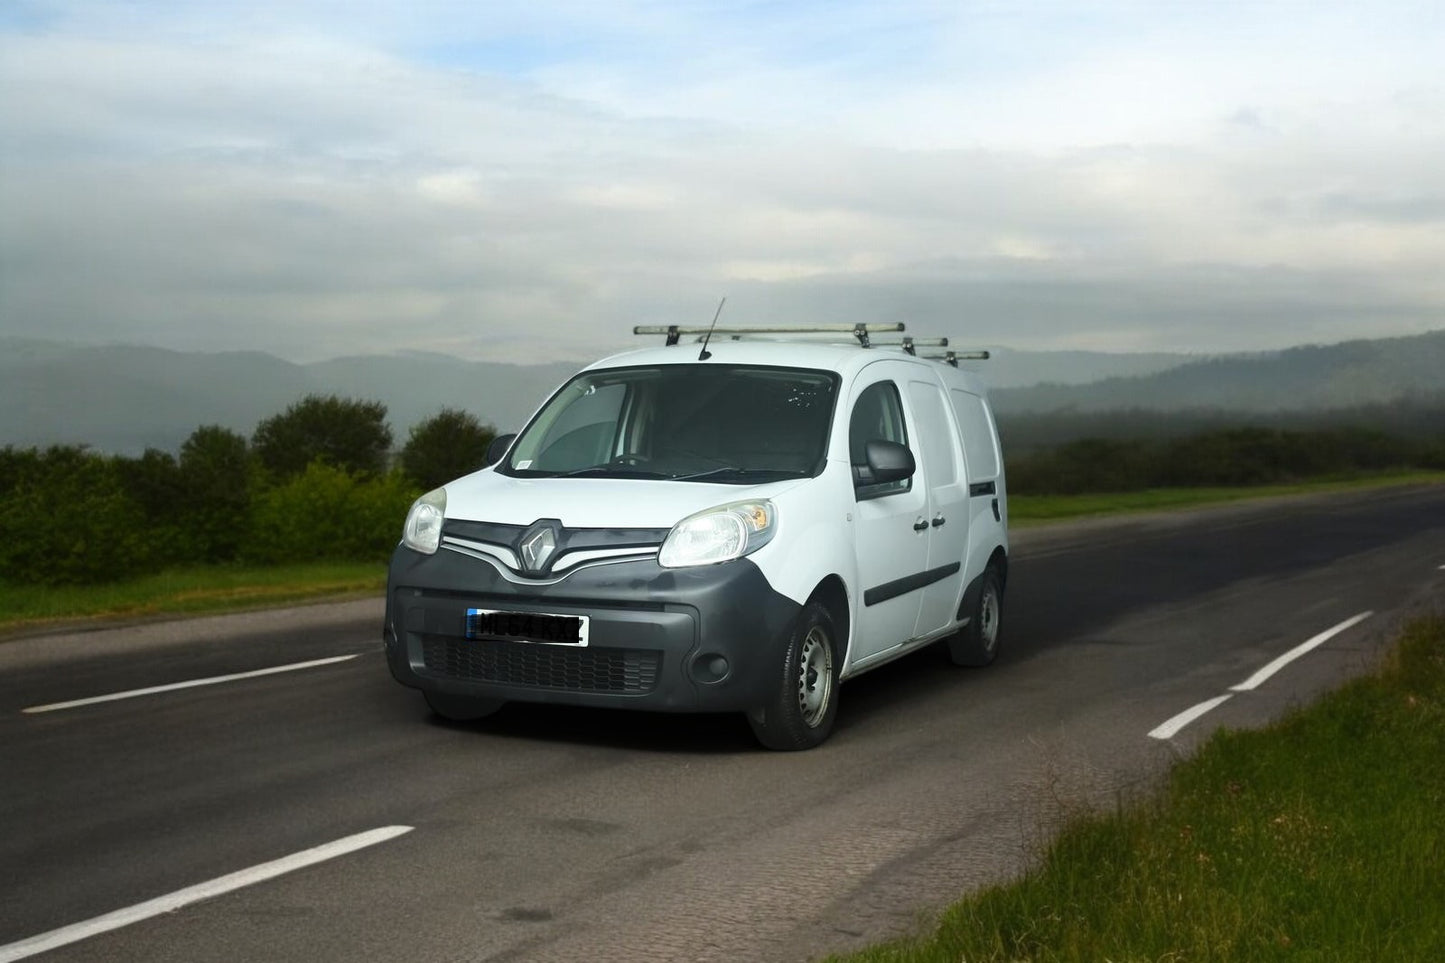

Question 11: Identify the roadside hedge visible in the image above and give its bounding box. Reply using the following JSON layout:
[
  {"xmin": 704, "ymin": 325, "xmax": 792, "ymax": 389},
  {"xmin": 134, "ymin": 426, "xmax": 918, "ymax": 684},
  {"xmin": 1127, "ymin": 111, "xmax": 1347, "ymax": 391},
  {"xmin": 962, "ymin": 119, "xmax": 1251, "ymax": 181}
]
[
  {"xmin": 243, "ymin": 462, "xmax": 418, "ymax": 565},
  {"xmin": 0, "ymin": 446, "xmax": 153, "ymax": 585},
  {"xmin": 0, "ymin": 443, "xmax": 422, "ymax": 587},
  {"xmin": 1005, "ymin": 426, "xmax": 1445, "ymax": 495}
]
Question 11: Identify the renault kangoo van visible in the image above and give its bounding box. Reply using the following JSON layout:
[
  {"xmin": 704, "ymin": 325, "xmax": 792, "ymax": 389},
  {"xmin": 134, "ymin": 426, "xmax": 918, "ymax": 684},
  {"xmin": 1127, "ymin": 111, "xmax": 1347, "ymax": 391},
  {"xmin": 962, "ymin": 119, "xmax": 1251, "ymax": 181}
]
[{"xmin": 385, "ymin": 324, "xmax": 1008, "ymax": 749}]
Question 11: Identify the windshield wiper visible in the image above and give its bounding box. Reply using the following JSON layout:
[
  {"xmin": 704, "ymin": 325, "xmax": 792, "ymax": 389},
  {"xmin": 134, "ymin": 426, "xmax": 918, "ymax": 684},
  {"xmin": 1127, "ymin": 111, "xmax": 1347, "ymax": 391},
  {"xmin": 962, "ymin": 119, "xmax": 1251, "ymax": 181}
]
[
  {"xmin": 562, "ymin": 466, "xmax": 671, "ymax": 479},
  {"xmin": 670, "ymin": 467, "xmax": 800, "ymax": 483}
]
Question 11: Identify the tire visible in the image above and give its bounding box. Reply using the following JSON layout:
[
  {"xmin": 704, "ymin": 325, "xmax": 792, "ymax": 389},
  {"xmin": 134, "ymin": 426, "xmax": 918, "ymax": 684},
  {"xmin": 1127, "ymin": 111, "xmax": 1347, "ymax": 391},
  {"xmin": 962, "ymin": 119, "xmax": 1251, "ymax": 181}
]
[
  {"xmin": 947, "ymin": 567, "xmax": 1003, "ymax": 667},
  {"xmin": 746, "ymin": 601, "xmax": 840, "ymax": 751},
  {"xmin": 424, "ymin": 690, "xmax": 505, "ymax": 722}
]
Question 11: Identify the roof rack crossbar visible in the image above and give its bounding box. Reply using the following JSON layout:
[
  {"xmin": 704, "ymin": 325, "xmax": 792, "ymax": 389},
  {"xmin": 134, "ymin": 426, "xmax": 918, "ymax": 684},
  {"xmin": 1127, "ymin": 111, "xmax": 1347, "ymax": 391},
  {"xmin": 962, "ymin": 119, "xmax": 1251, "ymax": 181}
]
[
  {"xmin": 916, "ymin": 349, "xmax": 991, "ymax": 367},
  {"xmin": 866, "ymin": 336, "xmax": 949, "ymax": 355},
  {"xmin": 634, "ymin": 323, "xmax": 905, "ymax": 349}
]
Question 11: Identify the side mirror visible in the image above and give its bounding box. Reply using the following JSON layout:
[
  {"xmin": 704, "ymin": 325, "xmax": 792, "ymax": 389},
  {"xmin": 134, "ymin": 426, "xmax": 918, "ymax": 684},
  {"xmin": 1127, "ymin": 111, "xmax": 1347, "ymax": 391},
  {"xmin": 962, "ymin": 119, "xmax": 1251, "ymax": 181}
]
[
  {"xmin": 856, "ymin": 438, "xmax": 915, "ymax": 486},
  {"xmin": 486, "ymin": 433, "xmax": 517, "ymax": 467}
]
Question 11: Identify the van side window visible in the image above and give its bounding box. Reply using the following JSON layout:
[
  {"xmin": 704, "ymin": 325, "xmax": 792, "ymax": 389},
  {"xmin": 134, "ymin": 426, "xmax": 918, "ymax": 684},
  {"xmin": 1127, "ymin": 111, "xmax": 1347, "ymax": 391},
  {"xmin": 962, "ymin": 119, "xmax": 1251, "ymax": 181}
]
[
  {"xmin": 950, "ymin": 389, "xmax": 1000, "ymax": 480},
  {"xmin": 850, "ymin": 381, "xmax": 910, "ymax": 499},
  {"xmin": 909, "ymin": 380, "xmax": 958, "ymax": 487}
]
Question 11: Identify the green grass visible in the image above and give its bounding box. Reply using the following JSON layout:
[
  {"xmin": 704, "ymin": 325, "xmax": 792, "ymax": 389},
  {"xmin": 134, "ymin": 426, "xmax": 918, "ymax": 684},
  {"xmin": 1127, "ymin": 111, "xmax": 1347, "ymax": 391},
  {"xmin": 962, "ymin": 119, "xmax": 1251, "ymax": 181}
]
[
  {"xmin": 829, "ymin": 616, "xmax": 1445, "ymax": 963},
  {"xmin": 1011, "ymin": 470, "xmax": 1445, "ymax": 524},
  {"xmin": 0, "ymin": 560, "xmax": 386, "ymax": 635}
]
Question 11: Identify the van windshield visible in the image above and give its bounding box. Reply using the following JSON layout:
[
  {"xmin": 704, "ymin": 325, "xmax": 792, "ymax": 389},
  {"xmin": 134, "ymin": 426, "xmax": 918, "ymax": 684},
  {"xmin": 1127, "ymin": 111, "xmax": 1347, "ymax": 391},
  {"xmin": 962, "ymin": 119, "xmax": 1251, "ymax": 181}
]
[{"xmin": 500, "ymin": 364, "xmax": 839, "ymax": 483}]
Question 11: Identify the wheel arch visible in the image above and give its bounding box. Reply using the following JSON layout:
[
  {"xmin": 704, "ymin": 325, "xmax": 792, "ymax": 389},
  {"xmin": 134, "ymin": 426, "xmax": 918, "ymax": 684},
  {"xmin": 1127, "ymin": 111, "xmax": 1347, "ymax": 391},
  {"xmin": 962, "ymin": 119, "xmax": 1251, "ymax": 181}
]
[
  {"xmin": 988, "ymin": 546, "xmax": 1009, "ymax": 593},
  {"xmin": 806, "ymin": 574, "xmax": 851, "ymax": 668}
]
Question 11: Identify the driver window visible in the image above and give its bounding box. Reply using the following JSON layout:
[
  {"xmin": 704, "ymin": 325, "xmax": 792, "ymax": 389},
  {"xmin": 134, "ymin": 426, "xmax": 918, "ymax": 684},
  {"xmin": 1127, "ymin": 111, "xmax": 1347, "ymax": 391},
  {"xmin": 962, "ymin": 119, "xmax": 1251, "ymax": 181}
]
[
  {"xmin": 850, "ymin": 381, "xmax": 909, "ymax": 499},
  {"xmin": 531, "ymin": 382, "xmax": 627, "ymax": 471}
]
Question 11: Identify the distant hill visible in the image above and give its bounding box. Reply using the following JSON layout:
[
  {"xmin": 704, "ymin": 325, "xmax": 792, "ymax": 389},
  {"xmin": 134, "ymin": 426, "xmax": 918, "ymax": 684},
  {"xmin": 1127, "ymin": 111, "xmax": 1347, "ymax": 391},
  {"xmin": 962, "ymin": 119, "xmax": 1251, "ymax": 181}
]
[
  {"xmin": 0, "ymin": 339, "xmax": 578, "ymax": 454},
  {"xmin": 992, "ymin": 329, "xmax": 1445, "ymax": 413},
  {"xmin": 2, "ymin": 329, "xmax": 1441, "ymax": 454},
  {"xmin": 958, "ymin": 347, "xmax": 1189, "ymax": 389}
]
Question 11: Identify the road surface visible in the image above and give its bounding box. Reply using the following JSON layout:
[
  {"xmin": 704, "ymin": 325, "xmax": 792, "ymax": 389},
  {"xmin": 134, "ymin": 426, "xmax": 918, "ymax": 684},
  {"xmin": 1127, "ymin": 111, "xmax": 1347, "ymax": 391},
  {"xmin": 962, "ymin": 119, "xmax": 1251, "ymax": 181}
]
[{"xmin": 1, "ymin": 485, "xmax": 1442, "ymax": 962}]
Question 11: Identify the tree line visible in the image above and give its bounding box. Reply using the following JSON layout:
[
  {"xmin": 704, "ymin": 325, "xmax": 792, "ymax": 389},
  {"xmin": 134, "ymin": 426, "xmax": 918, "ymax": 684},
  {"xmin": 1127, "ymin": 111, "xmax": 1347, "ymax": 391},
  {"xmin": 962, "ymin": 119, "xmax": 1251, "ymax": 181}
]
[
  {"xmin": 1005, "ymin": 425, "xmax": 1445, "ymax": 495},
  {"xmin": 0, "ymin": 396, "xmax": 494, "ymax": 586},
  {"xmin": 2, "ymin": 396, "xmax": 1442, "ymax": 587}
]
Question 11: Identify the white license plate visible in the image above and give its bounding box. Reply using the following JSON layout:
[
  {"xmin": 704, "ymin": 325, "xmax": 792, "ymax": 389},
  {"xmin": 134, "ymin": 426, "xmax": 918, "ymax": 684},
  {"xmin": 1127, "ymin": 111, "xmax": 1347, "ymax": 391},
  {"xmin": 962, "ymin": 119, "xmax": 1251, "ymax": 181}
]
[{"xmin": 465, "ymin": 608, "xmax": 589, "ymax": 646}]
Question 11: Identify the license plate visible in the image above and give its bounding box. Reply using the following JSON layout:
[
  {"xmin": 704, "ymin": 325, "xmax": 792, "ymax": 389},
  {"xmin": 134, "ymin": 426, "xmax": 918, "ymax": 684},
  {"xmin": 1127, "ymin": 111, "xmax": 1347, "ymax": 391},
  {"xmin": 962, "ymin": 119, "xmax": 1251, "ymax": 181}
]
[{"xmin": 465, "ymin": 608, "xmax": 589, "ymax": 646}]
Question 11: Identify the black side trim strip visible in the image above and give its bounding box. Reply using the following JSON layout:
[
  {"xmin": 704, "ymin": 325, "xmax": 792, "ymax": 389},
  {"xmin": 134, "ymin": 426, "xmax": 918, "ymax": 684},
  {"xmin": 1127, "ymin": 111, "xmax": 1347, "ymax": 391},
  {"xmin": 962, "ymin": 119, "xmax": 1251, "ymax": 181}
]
[
  {"xmin": 863, "ymin": 562, "xmax": 961, "ymax": 607},
  {"xmin": 969, "ymin": 481, "xmax": 996, "ymax": 497}
]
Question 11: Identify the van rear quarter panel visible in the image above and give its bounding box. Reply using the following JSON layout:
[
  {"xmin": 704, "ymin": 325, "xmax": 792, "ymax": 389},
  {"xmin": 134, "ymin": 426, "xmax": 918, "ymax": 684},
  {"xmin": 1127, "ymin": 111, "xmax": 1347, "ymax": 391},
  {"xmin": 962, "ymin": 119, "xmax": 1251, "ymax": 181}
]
[{"xmin": 948, "ymin": 384, "xmax": 1010, "ymax": 567}]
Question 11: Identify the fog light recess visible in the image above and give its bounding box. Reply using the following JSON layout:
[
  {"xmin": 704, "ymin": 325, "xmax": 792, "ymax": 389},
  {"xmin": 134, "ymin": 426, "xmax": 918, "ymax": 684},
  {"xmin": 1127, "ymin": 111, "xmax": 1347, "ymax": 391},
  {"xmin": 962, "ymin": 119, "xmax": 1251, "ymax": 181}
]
[{"xmin": 690, "ymin": 653, "xmax": 730, "ymax": 684}]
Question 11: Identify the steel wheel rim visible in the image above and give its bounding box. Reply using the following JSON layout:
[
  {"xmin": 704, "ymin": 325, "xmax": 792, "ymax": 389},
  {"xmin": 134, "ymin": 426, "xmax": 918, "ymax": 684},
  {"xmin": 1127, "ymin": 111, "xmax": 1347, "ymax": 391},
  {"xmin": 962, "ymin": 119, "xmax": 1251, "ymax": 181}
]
[
  {"xmin": 979, "ymin": 584, "xmax": 1000, "ymax": 652},
  {"xmin": 796, "ymin": 626, "xmax": 833, "ymax": 728}
]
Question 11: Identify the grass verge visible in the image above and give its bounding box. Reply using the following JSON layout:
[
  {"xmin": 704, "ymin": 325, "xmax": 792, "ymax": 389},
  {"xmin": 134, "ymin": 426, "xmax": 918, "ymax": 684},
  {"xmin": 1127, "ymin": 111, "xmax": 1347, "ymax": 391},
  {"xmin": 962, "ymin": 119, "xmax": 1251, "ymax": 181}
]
[
  {"xmin": 829, "ymin": 615, "xmax": 1445, "ymax": 963},
  {"xmin": 0, "ymin": 561, "xmax": 386, "ymax": 635},
  {"xmin": 1010, "ymin": 470, "xmax": 1445, "ymax": 524}
]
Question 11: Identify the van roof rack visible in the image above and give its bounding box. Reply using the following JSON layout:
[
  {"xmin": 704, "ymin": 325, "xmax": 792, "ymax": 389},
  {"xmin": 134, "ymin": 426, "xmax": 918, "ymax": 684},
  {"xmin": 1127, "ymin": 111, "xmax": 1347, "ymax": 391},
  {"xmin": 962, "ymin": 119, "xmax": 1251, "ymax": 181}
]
[
  {"xmin": 634, "ymin": 322, "xmax": 903, "ymax": 348},
  {"xmin": 631, "ymin": 323, "xmax": 990, "ymax": 362}
]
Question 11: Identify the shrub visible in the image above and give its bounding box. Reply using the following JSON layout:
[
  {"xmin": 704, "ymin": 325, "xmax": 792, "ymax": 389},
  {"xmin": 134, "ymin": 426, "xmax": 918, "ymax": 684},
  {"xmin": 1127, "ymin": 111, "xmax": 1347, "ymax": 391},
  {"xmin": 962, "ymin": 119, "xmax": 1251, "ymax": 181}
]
[
  {"xmin": 243, "ymin": 462, "xmax": 419, "ymax": 565},
  {"xmin": 179, "ymin": 425, "xmax": 255, "ymax": 562},
  {"xmin": 252, "ymin": 395, "xmax": 392, "ymax": 480},
  {"xmin": 400, "ymin": 408, "xmax": 497, "ymax": 491},
  {"xmin": 0, "ymin": 446, "xmax": 154, "ymax": 585}
]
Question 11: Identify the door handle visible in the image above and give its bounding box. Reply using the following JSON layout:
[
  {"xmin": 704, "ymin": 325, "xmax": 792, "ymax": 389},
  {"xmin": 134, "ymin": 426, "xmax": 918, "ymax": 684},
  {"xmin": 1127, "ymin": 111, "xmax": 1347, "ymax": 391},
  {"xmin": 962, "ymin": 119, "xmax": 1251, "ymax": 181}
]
[
  {"xmin": 931, "ymin": 515, "xmax": 945, "ymax": 527},
  {"xmin": 913, "ymin": 517, "xmax": 929, "ymax": 532}
]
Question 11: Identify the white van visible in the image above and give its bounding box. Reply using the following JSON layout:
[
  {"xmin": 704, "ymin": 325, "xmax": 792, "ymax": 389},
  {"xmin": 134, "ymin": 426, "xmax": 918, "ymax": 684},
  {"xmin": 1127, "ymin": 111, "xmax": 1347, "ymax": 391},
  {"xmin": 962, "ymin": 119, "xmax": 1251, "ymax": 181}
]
[{"xmin": 384, "ymin": 324, "xmax": 1009, "ymax": 749}]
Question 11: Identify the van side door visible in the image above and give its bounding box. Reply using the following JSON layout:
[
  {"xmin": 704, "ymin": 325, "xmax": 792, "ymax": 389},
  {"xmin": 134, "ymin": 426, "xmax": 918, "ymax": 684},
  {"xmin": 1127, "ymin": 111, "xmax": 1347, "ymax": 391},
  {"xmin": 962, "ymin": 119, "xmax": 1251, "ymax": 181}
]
[
  {"xmin": 909, "ymin": 377, "xmax": 970, "ymax": 638},
  {"xmin": 848, "ymin": 362, "xmax": 929, "ymax": 664}
]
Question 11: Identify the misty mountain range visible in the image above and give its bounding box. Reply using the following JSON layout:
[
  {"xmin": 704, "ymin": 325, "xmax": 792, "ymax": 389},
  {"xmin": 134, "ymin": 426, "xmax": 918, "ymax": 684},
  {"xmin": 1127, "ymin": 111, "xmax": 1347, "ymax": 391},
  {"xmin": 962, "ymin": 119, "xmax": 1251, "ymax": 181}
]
[
  {"xmin": 2, "ymin": 329, "xmax": 1442, "ymax": 455},
  {"xmin": 989, "ymin": 329, "xmax": 1445, "ymax": 414}
]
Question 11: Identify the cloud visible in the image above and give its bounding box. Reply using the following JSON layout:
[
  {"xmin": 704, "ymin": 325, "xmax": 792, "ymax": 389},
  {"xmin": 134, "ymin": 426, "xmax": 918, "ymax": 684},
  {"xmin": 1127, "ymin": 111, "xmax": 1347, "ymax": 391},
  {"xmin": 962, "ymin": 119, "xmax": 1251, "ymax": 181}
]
[{"xmin": 1, "ymin": 1, "xmax": 1443, "ymax": 363}]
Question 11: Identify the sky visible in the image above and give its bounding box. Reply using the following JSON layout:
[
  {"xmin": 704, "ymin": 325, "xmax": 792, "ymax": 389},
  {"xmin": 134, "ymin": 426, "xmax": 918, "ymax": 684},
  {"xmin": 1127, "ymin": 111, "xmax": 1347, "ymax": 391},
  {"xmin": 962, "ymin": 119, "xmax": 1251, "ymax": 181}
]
[{"xmin": 1, "ymin": 1, "xmax": 1442, "ymax": 364}]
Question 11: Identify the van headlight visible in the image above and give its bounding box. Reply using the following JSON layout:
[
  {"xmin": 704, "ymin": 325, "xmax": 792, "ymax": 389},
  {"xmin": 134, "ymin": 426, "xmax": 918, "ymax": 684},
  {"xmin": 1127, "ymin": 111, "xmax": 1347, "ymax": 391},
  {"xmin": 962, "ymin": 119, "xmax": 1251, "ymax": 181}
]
[
  {"xmin": 402, "ymin": 488, "xmax": 447, "ymax": 554},
  {"xmin": 658, "ymin": 500, "xmax": 776, "ymax": 568}
]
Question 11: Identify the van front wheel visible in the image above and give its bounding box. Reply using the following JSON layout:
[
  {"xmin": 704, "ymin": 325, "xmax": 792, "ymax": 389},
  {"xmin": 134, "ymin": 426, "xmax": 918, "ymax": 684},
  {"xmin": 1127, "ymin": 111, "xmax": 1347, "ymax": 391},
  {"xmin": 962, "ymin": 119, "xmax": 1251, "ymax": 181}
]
[{"xmin": 747, "ymin": 601, "xmax": 840, "ymax": 751}]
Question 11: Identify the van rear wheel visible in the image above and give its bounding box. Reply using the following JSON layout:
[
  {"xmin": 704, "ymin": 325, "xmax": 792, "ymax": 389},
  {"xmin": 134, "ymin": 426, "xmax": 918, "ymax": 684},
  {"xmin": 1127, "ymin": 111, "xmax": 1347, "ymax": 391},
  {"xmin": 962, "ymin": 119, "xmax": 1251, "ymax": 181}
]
[
  {"xmin": 747, "ymin": 601, "xmax": 840, "ymax": 751},
  {"xmin": 947, "ymin": 567, "xmax": 1003, "ymax": 667}
]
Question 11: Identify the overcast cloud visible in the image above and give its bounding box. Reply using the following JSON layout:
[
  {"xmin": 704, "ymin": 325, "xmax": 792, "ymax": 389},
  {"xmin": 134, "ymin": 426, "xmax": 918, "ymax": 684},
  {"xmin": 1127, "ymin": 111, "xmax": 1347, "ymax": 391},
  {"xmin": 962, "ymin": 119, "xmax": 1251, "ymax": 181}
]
[{"xmin": 2, "ymin": 0, "xmax": 1442, "ymax": 363}]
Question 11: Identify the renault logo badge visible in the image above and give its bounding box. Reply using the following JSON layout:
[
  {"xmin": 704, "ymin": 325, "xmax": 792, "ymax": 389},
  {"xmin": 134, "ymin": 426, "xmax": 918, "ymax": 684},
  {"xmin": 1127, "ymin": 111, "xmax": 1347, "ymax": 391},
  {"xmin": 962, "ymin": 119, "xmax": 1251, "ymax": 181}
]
[{"xmin": 520, "ymin": 526, "xmax": 557, "ymax": 573}]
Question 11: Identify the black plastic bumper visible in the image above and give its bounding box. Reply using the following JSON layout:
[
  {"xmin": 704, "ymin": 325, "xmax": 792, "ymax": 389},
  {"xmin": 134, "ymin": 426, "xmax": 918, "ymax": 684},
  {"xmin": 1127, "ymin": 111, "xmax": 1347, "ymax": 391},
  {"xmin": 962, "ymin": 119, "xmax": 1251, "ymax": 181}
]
[{"xmin": 384, "ymin": 545, "xmax": 802, "ymax": 713}]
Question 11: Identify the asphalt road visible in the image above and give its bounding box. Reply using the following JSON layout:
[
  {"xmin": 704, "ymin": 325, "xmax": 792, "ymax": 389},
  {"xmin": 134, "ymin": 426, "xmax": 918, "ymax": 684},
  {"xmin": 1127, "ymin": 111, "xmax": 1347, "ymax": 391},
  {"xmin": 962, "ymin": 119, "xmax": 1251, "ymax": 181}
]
[{"xmin": 2, "ymin": 485, "xmax": 1442, "ymax": 962}]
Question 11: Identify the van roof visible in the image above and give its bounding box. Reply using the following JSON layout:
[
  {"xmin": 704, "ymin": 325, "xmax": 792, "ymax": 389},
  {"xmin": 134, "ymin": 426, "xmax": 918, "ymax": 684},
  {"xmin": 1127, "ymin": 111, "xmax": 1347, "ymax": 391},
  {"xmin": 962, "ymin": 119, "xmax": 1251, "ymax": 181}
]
[{"xmin": 584, "ymin": 341, "xmax": 993, "ymax": 395}]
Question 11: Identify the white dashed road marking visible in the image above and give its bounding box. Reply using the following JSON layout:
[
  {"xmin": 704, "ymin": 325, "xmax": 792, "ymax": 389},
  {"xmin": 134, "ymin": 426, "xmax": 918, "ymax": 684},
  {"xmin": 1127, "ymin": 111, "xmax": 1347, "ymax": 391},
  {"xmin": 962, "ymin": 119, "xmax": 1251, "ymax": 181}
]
[
  {"xmin": 0, "ymin": 826, "xmax": 414, "ymax": 963},
  {"xmin": 21, "ymin": 655, "xmax": 360, "ymax": 714},
  {"xmin": 1230, "ymin": 611, "xmax": 1373, "ymax": 692},
  {"xmin": 1149, "ymin": 611, "xmax": 1373, "ymax": 740},
  {"xmin": 1147, "ymin": 694, "xmax": 1234, "ymax": 741}
]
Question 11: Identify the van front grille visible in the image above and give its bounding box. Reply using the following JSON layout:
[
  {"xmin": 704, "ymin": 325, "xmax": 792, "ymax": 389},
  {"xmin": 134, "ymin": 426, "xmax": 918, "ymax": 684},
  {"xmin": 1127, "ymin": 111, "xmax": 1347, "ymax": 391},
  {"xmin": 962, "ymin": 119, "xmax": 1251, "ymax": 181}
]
[{"xmin": 420, "ymin": 635, "xmax": 660, "ymax": 693}]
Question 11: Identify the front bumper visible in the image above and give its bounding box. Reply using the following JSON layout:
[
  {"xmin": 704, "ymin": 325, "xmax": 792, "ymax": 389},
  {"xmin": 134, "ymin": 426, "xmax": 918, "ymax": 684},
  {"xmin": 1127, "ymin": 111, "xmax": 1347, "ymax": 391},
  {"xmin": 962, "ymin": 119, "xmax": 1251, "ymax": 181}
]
[{"xmin": 384, "ymin": 545, "xmax": 802, "ymax": 712}]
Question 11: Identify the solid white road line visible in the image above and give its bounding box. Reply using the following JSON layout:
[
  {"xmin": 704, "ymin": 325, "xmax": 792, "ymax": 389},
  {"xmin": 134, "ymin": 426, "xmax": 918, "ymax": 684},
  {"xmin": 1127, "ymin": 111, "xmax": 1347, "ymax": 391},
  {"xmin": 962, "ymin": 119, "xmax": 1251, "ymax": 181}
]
[
  {"xmin": 0, "ymin": 825, "xmax": 414, "ymax": 963},
  {"xmin": 21, "ymin": 655, "xmax": 360, "ymax": 714},
  {"xmin": 1230, "ymin": 611, "xmax": 1373, "ymax": 692},
  {"xmin": 1147, "ymin": 694, "xmax": 1234, "ymax": 741}
]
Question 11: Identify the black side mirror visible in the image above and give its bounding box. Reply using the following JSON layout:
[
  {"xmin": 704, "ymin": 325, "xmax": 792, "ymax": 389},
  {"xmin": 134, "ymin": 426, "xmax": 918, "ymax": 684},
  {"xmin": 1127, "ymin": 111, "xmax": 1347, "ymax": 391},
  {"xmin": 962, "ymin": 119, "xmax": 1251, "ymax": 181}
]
[
  {"xmin": 486, "ymin": 433, "xmax": 517, "ymax": 466},
  {"xmin": 856, "ymin": 438, "xmax": 915, "ymax": 486}
]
